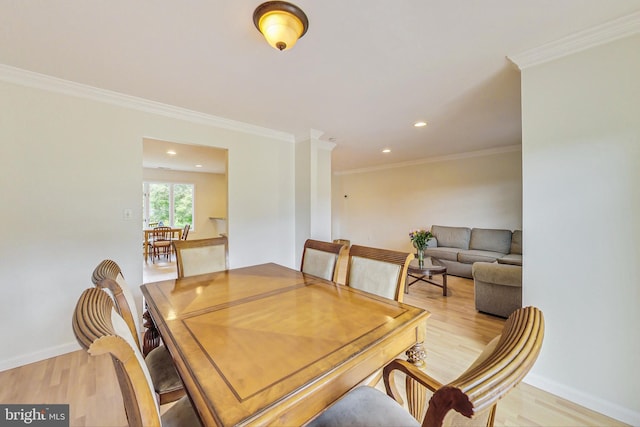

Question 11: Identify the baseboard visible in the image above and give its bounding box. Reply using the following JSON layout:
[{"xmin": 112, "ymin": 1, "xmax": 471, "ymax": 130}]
[
  {"xmin": 0, "ymin": 342, "xmax": 81, "ymax": 373},
  {"xmin": 525, "ymin": 373, "xmax": 640, "ymax": 426}
]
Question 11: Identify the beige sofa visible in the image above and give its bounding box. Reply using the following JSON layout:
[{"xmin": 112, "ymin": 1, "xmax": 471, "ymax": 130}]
[
  {"xmin": 472, "ymin": 262, "xmax": 522, "ymax": 318},
  {"xmin": 423, "ymin": 225, "xmax": 522, "ymax": 278},
  {"xmin": 423, "ymin": 225, "xmax": 523, "ymax": 318}
]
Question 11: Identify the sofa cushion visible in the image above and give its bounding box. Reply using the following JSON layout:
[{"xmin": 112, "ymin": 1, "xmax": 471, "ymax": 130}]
[
  {"xmin": 498, "ymin": 254, "xmax": 523, "ymax": 266},
  {"xmin": 431, "ymin": 225, "xmax": 471, "ymax": 250},
  {"xmin": 424, "ymin": 247, "xmax": 459, "ymax": 262},
  {"xmin": 510, "ymin": 230, "xmax": 522, "ymax": 255},
  {"xmin": 472, "ymin": 262, "xmax": 522, "ymax": 287},
  {"xmin": 458, "ymin": 249, "xmax": 505, "ymax": 264},
  {"xmin": 469, "ymin": 228, "xmax": 512, "ymax": 253}
]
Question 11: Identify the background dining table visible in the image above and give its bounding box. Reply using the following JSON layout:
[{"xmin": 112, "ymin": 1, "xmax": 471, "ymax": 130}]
[{"xmin": 140, "ymin": 262, "xmax": 430, "ymax": 426}]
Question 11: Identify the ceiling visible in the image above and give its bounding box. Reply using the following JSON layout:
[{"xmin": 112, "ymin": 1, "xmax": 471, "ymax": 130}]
[{"xmin": 2, "ymin": 1, "xmax": 639, "ymax": 172}]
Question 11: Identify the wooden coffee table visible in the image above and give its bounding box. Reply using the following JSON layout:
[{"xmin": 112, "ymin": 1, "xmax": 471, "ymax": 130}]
[{"xmin": 405, "ymin": 257, "xmax": 448, "ymax": 296}]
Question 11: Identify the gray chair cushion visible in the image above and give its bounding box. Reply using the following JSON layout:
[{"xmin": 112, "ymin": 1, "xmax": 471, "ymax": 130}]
[
  {"xmin": 469, "ymin": 228, "xmax": 512, "ymax": 253},
  {"xmin": 146, "ymin": 345, "xmax": 184, "ymax": 395},
  {"xmin": 161, "ymin": 395, "xmax": 202, "ymax": 427},
  {"xmin": 431, "ymin": 225, "xmax": 471, "ymax": 250},
  {"xmin": 307, "ymin": 386, "xmax": 420, "ymax": 427}
]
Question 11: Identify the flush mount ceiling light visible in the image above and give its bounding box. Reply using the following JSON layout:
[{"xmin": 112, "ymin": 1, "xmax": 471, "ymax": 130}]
[
  {"xmin": 253, "ymin": 1, "xmax": 309, "ymax": 51},
  {"xmin": 414, "ymin": 121, "xmax": 427, "ymax": 128}
]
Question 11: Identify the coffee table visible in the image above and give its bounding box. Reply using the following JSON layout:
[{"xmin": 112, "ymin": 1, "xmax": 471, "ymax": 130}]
[{"xmin": 405, "ymin": 257, "xmax": 448, "ymax": 296}]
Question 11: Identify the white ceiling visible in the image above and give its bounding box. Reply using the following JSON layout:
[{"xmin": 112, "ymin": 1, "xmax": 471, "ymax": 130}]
[
  {"xmin": 143, "ymin": 138, "xmax": 227, "ymax": 174},
  {"xmin": 2, "ymin": 1, "xmax": 639, "ymax": 172}
]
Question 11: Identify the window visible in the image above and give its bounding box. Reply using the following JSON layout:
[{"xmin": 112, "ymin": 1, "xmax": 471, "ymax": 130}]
[{"xmin": 143, "ymin": 182, "xmax": 194, "ymax": 229}]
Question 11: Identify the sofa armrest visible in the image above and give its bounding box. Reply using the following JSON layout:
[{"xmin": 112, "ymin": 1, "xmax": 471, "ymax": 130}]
[{"xmin": 472, "ymin": 262, "xmax": 522, "ymax": 287}]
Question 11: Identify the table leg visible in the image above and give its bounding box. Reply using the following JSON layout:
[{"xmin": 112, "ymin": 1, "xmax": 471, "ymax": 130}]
[
  {"xmin": 442, "ymin": 273, "xmax": 447, "ymax": 296},
  {"xmin": 142, "ymin": 309, "xmax": 160, "ymax": 356},
  {"xmin": 405, "ymin": 341, "xmax": 427, "ymax": 420}
]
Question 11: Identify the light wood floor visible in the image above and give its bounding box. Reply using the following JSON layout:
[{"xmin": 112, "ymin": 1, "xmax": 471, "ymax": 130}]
[{"xmin": 0, "ymin": 260, "xmax": 627, "ymax": 426}]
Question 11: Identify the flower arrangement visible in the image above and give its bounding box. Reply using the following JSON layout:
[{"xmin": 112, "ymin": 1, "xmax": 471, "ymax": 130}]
[{"xmin": 409, "ymin": 228, "xmax": 434, "ymax": 250}]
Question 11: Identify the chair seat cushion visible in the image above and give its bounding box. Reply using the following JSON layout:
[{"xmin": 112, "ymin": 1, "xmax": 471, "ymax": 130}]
[
  {"xmin": 307, "ymin": 386, "xmax": 420, "ymax": 427},
  {"xmin": 161, "ymin": 395, "xmax": 202, "ymax": 427},
  {"xmin": 145, "ymin": 345, "xmax": 184, "ymax": 395}
]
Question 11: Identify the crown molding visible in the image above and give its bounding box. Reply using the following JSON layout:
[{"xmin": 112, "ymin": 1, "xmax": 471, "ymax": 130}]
[
  {"xmin": 508, "ymin": 11, "xmax": 640, "ymax": 70},
  {"xmin": 334, "ymin": 145, "xmax": 521, "ymax": 176},
  {"xmin": 0, "ymin": 63, "xmax": 295, "ymax": 143}
]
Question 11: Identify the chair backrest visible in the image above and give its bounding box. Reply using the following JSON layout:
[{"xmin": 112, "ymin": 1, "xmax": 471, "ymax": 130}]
[
  {"xmin": 181, "ymin": 224, "xmax": 190, "ymax": 240},
  {"xmin": 385, "ymin": 306, "xmax": 545, "ymax": 427},
  {"xmin": 73, "ymin": 287, "xmax": 161, "ymax": 427},
  {"xmin": 300, "ymin": 239, "xmax": 347, "ymax": 282},
  {"xmin": 173, "ymin": 236, "xmax": 229, "ymax": 278},
  {"xmin": 91, "ymin": 259, "xmax": 141, "ymax": 349},
  {"xmin": 152, "ymin": 226, "xmax": 172, "ymax": 241},
  {"xmin": 345, "ymin": 245, "xmax": 413, "ymax": 303}
]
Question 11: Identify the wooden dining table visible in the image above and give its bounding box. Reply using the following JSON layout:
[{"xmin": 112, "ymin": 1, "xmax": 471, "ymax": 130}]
[{"xmin": 140, "ymin": 263, "xmax": 430, "ymax": 426}]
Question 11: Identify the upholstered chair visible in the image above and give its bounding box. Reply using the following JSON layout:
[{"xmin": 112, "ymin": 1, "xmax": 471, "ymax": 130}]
[
  {"xmin": 345, "ymin": 245, "xmax": 414, "ymax": 303},
  {"xmin": 308, "ymin": 306, "xmax": 544, "ymax": 427},
  {"xmin": 300, "ymin": 239, "xmax": 347, "ymax": 282},
  {"xmin": 172, "ymin": 236, "xmax": 229, "ymax": 278},
  {"xmin": 91, "ymin": 259, "xmax": 185, "ymax": 405},
  {"xmin": 72, "ymin": 287, "xmax": 201, "ymax": 427}
]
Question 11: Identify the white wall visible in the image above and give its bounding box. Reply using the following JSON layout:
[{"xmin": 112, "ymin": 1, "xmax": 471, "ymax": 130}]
[
  {"xmin": 521, "ymin": 34, "xmax": 640, "ymax": 425},
  {"xmin": 0, "ymin": 76, "xmax": 298, "ymax": 370},
  {"xmin": 332, "ymin": 148, "xmax": 522, "ymax": 252},
  {"xmin": 143, "ymin": 168, "xmax": 227, "ymax": 238}
]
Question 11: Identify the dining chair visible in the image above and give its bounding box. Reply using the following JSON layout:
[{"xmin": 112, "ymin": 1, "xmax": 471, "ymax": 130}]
[
  {"xmin": 180, "ymin": 224, "xmax": 190, "ymax": 240},
  {"xmin": 150, "ymin": 226, "xmax": 173, "ymax": 263},
  {"xmin": 91, "ymin": 259, "xmax": 185, "ymax": 405},
  {"xmin": 172, "ymin": 236, "xmax": 229, "ymax": 278},
  {"xmin": 345, "ymin": 245, "xmax": 414, "ymax": 303},
  {"xmin": 72, "ymin": 287, "xmax": 202, "ymax": 427},
  {"xmin": 308, "ymin": 306, "xmax": 545, "ymax": 427},
  {"xmin": 300, "ymin": 239, "xmax": 347, "ymax": 282}
]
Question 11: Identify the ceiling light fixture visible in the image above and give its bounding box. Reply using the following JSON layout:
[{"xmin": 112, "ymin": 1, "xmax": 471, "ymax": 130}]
[
  {"xmin": 382, "ymin": 148, "xmax": 391, "ymax": 153},
  {"xmin": 166, "ymin": 150, "xmax": 177, "ymax": 155},
  {"xmin": 414, "ymin": 121, "xmax": 427, "ymax": 128},
  {"xmin": 253, "ymin": 1, "xmax": 309, "ymax": 51}
]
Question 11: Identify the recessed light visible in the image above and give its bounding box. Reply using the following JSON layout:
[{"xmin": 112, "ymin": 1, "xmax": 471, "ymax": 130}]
[
  {"xmin": 195, "ymin": 164, "xmax": 203, "ymax": 168},
  {"xmin": 414, "ymin": 121, "xmax": 427, "ymax": 128},
  {"xmin": 382, "ymin": 148, "xmax": 391, "ymax": 153},
  {"xmin": 166, "ymin": 150, "xmax": 177, "ymax": 155}
]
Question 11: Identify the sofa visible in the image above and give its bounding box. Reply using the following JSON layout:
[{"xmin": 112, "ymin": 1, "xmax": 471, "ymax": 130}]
[
  {"xmin": 422, "ymin": 225, "xmax": 523, "ymax": 318},
  {"xmin": 423, "ymin": 225, "xmax": 522, "ymax": 278},
  {"xmin": 472, "ymin": 262, "xmax": 522, "ymax": 318}
]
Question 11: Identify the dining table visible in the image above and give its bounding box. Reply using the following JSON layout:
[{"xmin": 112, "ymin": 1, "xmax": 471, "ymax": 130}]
[
  {"xmin": 140, "ymin": 262, "xmax": 430, "ymax": 426},
  {"xmin": 143, "ymin": 227, "xmax": 182, "ymax": 262}
]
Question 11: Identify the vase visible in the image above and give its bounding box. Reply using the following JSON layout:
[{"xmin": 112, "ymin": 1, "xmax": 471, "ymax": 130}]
[{"xmin": 417, "ymin": 248, "xmax": 424, "ymax": 268}]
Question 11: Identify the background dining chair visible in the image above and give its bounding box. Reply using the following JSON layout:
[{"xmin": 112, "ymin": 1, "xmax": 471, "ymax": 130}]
[
  {"xmin": 300, "ymin": 239, "xmax": 347, "ymax": 282},
  {"xmin": 180, "ymin": 224, "xmax": 190, "ymax": 241},
  {"xmin": 72, "ymin": 287, "xmax": 201, "ymax": 427},
  {"xmin": 308, "ymin": 306, "xmax": 545, "ymax": 427},
  {"xmin": 91, "ymin": 259, "xmax": 185, "ymax": 405},
  {"xmin": 150, "ymin": 226, "xmax": 173, "ymax": 263},
  {"xmin": 345, "ymin": 245, "xmax": 414, "ymax": 303},
  {"xmin": 172, "ymin": 236, "xmax": 229, "ymax": 278}
]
